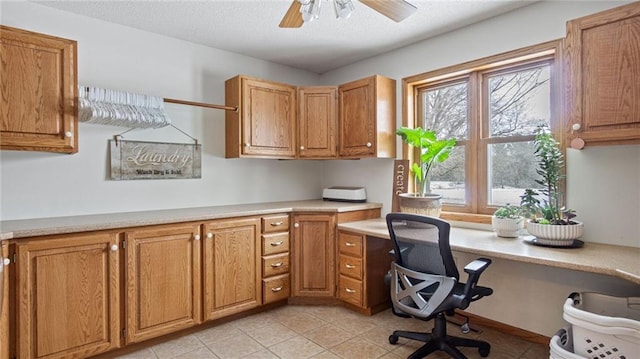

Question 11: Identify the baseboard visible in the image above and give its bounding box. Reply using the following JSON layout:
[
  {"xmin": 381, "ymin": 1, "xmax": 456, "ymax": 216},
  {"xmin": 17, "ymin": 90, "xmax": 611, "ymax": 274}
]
[{"xmin": 456, "ymin": 310, "xmax": 551, "ymax": 345}]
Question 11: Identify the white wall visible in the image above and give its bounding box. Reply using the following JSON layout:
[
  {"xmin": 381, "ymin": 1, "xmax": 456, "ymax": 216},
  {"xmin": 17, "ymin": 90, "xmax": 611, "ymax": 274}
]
[
  {"xmin": 0, "ymin": 1, "xmax": 326, "ymax": 220},
  {"xmin": 320, "ymin": 0, "xmax": 640, "ymax": 248}
]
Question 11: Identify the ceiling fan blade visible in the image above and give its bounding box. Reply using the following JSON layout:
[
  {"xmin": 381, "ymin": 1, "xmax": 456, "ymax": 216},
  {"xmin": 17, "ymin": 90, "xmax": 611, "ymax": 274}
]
[
  {"xmin": 359, "ymin": 0, "xmax": 417, "ymax": 22},
  {"xmin": 279, "ymin": 1, "xmax": 304, "ymax": 28}
]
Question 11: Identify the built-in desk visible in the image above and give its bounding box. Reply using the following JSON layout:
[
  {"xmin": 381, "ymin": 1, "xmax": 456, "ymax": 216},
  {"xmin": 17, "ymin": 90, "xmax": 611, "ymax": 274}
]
[{"xmin": 338, "ymin": 218, "xmax": 640, "ymax": 284}]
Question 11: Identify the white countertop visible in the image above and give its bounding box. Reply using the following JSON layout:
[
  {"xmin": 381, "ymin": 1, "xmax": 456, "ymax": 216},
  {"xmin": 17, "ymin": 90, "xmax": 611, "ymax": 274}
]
[
  {"xmin": 0, "ymin": 200, "xmax": 381, "ymax": 239},
  {"xmin": 338, "ymin": 218, "xmax": 640, "ymax": 285}
]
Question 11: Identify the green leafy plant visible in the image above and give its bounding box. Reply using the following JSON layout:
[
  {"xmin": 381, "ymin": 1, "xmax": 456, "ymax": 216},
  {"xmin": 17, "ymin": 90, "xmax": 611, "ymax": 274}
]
[
  {"xmin": 519, "ymin": 126, "xmax": 578, "ymax": 225},
  {"xmin": 396, "ymin": 127, "xmax": 456, "ymax": 196},
  {"xmin": 493, "ymin": 203, "xmax": 522, "ymax": 220}
]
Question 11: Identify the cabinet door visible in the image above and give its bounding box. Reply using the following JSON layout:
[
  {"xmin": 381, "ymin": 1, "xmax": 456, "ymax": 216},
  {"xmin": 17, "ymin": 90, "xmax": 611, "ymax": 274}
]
[
  {"xmin": 338, "ymin": 75, "xmax": 396, "ymax": 158},
  {"xmin": 225, "ymin": 76, "xmax": 297, "ymax": 158},
  {"xmin": 291, "ymin": 213, "xmax": 336, "ymax": 297},
  {"xmin": 125, "ymin": 224, "xmax": 201, "ymax": 343},
  {"xmin": 203, "ymin": 217, "xmax": 261, "ymax": 321},
  {"xmin": 298, "ymin": 86, "xmax": 337, "ymax": 158},
  {"xmin": 566, "ymin": 3, "xmax": 640, "ymax": 145},
  {"xmin": 0, "ymin": 25, "xmax": 77, "ymax": 153},
  {"xmin": 16, "ymin": 232, "xmax": 120, "ymax": 359}
]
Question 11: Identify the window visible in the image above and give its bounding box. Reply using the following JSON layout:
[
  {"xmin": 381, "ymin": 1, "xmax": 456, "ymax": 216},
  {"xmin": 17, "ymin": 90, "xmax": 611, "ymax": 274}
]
[{"xmin": 402, "ymin": 40, "xmax": 563, "ymax": 220}]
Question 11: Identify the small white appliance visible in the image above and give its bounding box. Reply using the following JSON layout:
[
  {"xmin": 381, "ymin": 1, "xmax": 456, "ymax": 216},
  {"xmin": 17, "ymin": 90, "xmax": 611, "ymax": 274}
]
[{"xmin": 322, "ymin": 186, "xmax": 367, "ymax": 203}]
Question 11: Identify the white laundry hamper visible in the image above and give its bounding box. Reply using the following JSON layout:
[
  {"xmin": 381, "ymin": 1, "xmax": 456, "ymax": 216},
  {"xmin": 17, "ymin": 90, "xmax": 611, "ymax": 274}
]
[
  {"xmin": 562, "ymin": 292, "xmax": 640, "ymax": 359},
  {"xmin": 550, "ymin": 327, "xmax": 587, "ymax": 359}
]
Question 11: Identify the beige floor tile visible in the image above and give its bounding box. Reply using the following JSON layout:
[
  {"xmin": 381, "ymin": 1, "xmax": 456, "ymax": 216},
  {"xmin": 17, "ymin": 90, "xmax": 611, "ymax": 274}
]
[
  {"xmin": 359, "ymin": 325, "xmax": 410, "ymax": 351},
  {"xmin": 232, "ymin": 310, "xmax": 280, "ymax": 332},
  {"xmin": 311, "ymin": 351, "xmax": 341, "ymax": 359},
  {"xmin": 240, "ymin": 348, "xmax": 279, "ymax": 359},
  {"xmin": 521, "ymin": 342, "xmax": 550, "ymax": 358},
  {"xmin": 172, "ymin": 347, "xmax": 219, "ymax": 359},
  {"xmin": 377, "ymin": 352, "xmax": 404, "ymax": 359},
  {"xmin": 278, "ymin": 312, "xmax": 328, "ymax": 333},
  {"xmin": 206, "ymin": 332, "xmax": 264, "ymax": 359},
  {"xmin": 478, "ymin": 328, "xmax": 532, "ymax": 357},
  {"xmin": 151, "ymin": 334, "xmax": 205, "ymax": 359},
  {"xmin": 114, "ymin": 348, "xmax": 158, "ymax": 359},
  {"xmin": 329, "ymin": 336, "xmax": 389, "ymax": 359},
  {"xmin": 195, "ymin": 323, "xmax": 243, "ymax": 346},
  {"xmin": 329, "ymin": 311, "xmax": 380, "ymax": 335},
  {"xmin": 268, "ymin": 335, "xmax": 325, "ymax": 359},
  {"xmin": 304, "ymin": 323, "xmax": 354, "ymax": 349},
  {"xmin": 241, "ymin": 322, "xmax": 297, "ymax": 347}
]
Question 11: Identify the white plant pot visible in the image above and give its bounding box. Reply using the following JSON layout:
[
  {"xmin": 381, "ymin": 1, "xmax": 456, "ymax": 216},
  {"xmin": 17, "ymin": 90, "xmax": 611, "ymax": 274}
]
[
  {"xmin": 491, "ymin": 216, "xmax": 524, "ymax": 238},
  {"xmin": 526, "ymin": 220, "xmax": 584, "ymax": 246},
  {"xmin": 398, "ymin": 193, "xmax": 442, "ymax": 217}
]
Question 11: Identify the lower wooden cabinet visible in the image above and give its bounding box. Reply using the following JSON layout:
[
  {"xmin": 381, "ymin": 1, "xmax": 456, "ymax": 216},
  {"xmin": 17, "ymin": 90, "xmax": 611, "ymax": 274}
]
[
  {"xmin": 125, "ymin": 223, "xmax": 202, "ymax": 343},
  {"xmin": 16, "ymin": 232, "xmax": 120, "ymax": 359},
  {"xmin": 203, "ymin": 217, "xmax": 261, "ymax": 320},
  {"xmin": 337, "ymin": 230, "xmax": 393, "ymax": 315},
  {"xmin": 291, "ymin": 213, "xmax": 336, "ymax": 297},
  {"xmin": 1, "ymin": 241, "xmax": 10, "ymax": 359}
]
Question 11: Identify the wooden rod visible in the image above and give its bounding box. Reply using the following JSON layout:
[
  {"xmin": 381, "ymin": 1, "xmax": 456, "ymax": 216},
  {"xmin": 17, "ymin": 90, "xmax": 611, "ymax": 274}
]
[{"xmin": 163, "ymin": 97, "xmax": 237, "ymax": 112}]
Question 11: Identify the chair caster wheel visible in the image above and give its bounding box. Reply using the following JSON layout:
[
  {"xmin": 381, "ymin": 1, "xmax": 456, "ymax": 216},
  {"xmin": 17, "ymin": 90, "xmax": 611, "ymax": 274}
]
[
  {"xmin": 388, "ymin": 334, "xmax": 399, "ymax": 345},
  {"xmin": 478, "ymin": 344, "xmax": 490, "ymax": 357}
]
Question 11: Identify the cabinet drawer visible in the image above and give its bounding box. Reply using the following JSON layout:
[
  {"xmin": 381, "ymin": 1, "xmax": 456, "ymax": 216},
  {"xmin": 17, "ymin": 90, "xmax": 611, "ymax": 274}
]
[
  {"xmin": 339, "ymin": 254, "xmax": 363, "ymax": 280},
  {"xmin": 263, "ymin": 274, "xmax": 290, "ymax": 303},
  {"xmin": 338, "ymin": 275, "xmax": 363, "ymax": 307},
  {"xmin": 262, "ymin": 232, "xmax": 290, "ymax": 255},
  {"xmin": 262, "ymin": 215, "xmax": 290, "ymax": 233},
  {"xmin": 262, "ymin": 253, "xmax": 290, "ymax": 277},
  {"xmin": 338, "ymin": 232, "xmax": 363, "ymax": 257}
]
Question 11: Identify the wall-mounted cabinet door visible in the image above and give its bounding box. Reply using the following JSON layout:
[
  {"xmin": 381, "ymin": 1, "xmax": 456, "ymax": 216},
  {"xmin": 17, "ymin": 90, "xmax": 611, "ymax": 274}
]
[
  {"xmin": 298, "ymin": 86, "xmax": 337, "ymax": 158},
  {"xmin": 565, "ymin": 3, "xmax": 640, "ymax": 146},
  {"xmin": 291, "ymin": 213, "xmax": 336, "ymax": 297},
  {"xmin": 203, "ymin": 217, "xmax": 261, "ymax": 321},
  {"xmin": 338, "ymin": 75, "xmax": 396, "ymax": 158},
  {"xmin": 225, "ymin": 75, "xmax": 297, "ymax": 158},
  {"xmin": 16, "ymin": 232, "xmax": 120, "ymax": 359},
  {"xmin": 125, "ymin": 223, "xmax": 201, "ymax": 344},
  {"xmin": 0, "ymin": 25, "xmax": 78, "ymax": 153}
]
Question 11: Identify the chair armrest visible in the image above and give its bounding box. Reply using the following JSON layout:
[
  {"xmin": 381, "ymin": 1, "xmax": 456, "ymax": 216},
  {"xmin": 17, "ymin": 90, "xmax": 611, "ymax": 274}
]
[{"xmin": 462, "ymin": 258, "xmax": 492, "ymax": 304}]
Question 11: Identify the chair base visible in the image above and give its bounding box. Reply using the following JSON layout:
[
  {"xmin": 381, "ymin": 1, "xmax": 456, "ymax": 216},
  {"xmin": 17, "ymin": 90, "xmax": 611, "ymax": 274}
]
[{"xmin": 388, "ymin": 313, "xmax": 490, "ymax": 359}]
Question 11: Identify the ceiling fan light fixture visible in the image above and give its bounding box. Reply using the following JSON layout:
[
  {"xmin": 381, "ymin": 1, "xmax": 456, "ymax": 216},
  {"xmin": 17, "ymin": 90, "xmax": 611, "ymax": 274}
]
[
  {"xmin": 333, "ymin": 0, "xmax": 354, "ymax": 19},
  {"xmin": 300, "ymin": 0, "xmax": 322, "ymax": 23}
]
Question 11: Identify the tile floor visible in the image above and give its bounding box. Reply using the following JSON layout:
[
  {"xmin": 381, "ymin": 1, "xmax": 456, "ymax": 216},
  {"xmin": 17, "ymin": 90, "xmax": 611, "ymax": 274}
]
[{"xmin": 116, "ymin": 305, "xmax": 549, "ymax": 359}]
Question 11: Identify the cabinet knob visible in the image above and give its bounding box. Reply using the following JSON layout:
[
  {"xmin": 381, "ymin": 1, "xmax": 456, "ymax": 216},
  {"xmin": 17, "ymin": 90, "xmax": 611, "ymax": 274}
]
[
  {"xmin": 206, "ymin": 233, "xmax": 213, "ymax": 239},
  {"xmin": 300, "ymin": 146, "xmax": 305, "ymax": 150},
  {"xmin": 64, "ymin": 131, "xmax": 73, "ymax": 138},
  {"xmin": 2, "ymin": 257, "xmax": 10, "ymax": 266},
  {"xmin": 366, "ymin": 142, "xmax": 372, "ymax": 148},
  {"xmin": 110, "ymin": 244, "xmax": 118, "ymax": 251},
  {"xmin": 294, "ymin": 223, "xmax": 299, "ymax": 228},
  {"xmin": 572, "ymin": 123, "xmax": 581, "ymax": 132},
  {"xmin": 194, "ymin": 234, "xmax": 201, "ymax": 241},
  {"xmin": 244, "ymin": 143, "xmax": 250, "ymax": 148}
]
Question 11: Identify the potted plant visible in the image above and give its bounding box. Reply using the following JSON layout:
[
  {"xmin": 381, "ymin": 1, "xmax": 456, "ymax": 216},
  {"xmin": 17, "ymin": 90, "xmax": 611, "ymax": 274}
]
[
  {"xmin": 491, "ymin": 204, "xmax": 524, "ymax": 238},
  {"xmin": 519, "ymin": 126, "xmax": 583, "ymax": 246},
  {"xmin": 395, "ymin": 127, "xmax": 456, "ymax": 217}
]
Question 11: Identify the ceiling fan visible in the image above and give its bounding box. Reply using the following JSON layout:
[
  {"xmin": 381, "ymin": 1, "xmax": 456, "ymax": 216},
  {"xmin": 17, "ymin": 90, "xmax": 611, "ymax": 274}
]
[{"xmin": 279, "ymin": 0, "xmax": 417, "ymax": 28}]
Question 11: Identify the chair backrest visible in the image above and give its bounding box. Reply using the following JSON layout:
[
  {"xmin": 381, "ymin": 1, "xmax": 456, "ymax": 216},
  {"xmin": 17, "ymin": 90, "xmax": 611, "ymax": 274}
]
[{"xmin": 386, "ymin": 213, "xmax": 459, "ymax": 280}]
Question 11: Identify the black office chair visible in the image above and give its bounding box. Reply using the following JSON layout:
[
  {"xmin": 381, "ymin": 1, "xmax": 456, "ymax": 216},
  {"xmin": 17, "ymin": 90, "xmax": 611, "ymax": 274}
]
[{"xmin": 386, "ymin": 212, "xmax": 493, "ymax": 359}]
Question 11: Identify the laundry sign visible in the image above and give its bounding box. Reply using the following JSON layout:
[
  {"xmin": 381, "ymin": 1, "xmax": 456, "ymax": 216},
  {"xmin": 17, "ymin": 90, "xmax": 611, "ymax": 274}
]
[{"xmin": 109, "ymin": 140, "xmax": 201, "ymax": 180}]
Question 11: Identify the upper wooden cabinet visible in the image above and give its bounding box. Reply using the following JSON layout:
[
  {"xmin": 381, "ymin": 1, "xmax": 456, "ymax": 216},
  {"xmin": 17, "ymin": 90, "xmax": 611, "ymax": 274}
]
[
  {"xmin": 565, "ymin": 3, "xmax": 640, "ymax": 146},
  {"xmin": 338, "ymin": 75, "xmax": 396, "ymax": 158},
  {"xmin": 298, "ymin": 86, "xmax": 337, "ymax": 158},
  {"xmin": 0, "ymin": 25, "xmax": 78, "ymax": 153},
  {"xmin": 125, "ymin": 223, "xmax": 202, "ymax": 344},
  {"xmin": 16, "ymin": 232, "xmax": 120, "ymax": 359},
  {"xmin": 226, "ymin": 75, "xmax": 297, "ymax": 158}
]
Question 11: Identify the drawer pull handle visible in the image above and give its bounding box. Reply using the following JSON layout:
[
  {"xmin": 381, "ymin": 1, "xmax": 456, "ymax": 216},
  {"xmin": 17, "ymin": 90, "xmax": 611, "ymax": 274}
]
[
  {"xmin": 345, "ymin": 288, "xmax": 356, "ymax": 293},
  {"xmin": 271, "ymin": 262, "xmax": 283, "ymax": 268},
  {"xmin": 271, "ymin": 286, "xmax": 283, "ymax": 292},
  {"xmin": 270, "ymin": 241, "xmax": 284, "ymax": 246},
  {"xmin": 345, "ymin": 242, "xmax": 356, "ymax": 247},
  {"xmin": 345, "ymin": 264, "xmax": 356, "ymax": 269},
  {"xmin": 270, "ymin": 221, "xmax": 284, "ymax": 226}
]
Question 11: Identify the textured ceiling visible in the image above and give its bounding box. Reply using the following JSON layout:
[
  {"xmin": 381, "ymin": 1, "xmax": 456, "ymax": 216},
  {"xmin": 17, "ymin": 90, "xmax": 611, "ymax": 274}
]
[{"xmin": 34, "ymin": 0, "xmax": 537, "ymax": 74}]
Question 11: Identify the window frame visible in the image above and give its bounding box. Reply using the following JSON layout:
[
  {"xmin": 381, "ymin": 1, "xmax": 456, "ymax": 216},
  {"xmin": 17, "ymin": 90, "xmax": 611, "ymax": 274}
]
[{"xmin": 401, "ymin": 40, "xmax": 565, "ymax": 224}]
